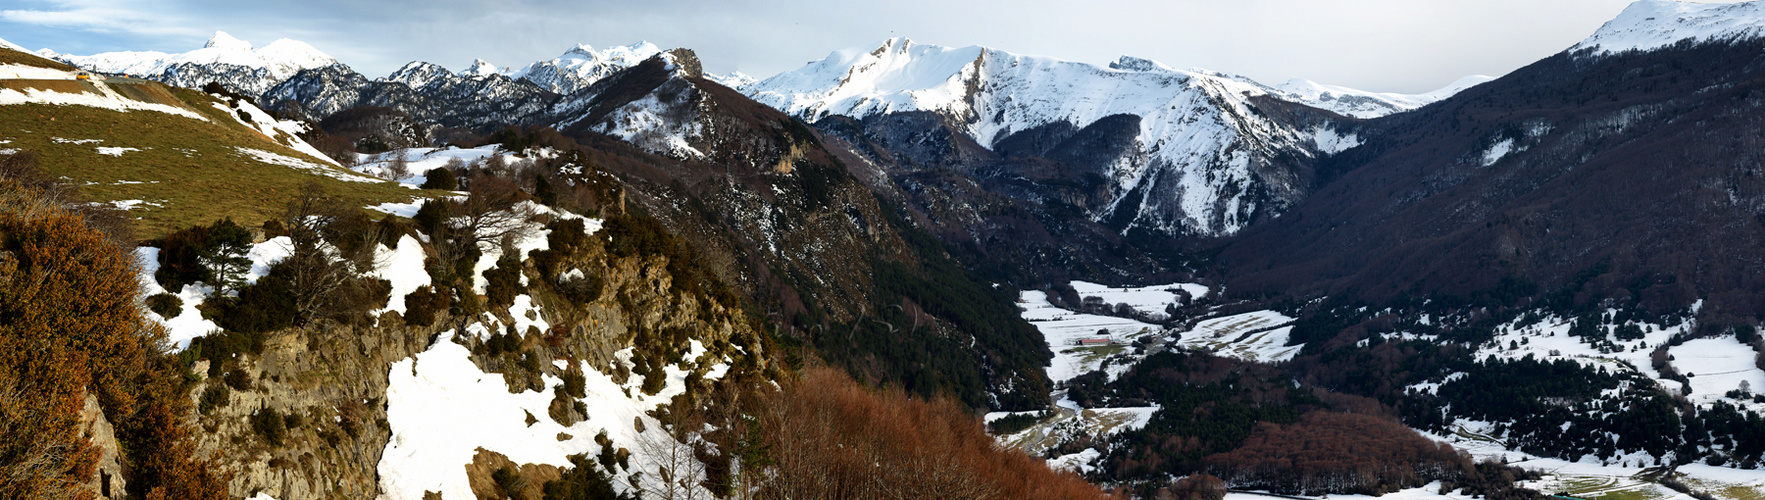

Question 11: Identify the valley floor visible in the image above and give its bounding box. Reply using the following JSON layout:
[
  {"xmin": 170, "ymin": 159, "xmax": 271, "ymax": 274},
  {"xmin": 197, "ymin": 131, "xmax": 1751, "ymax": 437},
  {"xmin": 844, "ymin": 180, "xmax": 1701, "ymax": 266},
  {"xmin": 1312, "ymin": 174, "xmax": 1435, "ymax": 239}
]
[{"xmin": 998, "ymin": 282, "xmax": 1765, "ymax": 500}]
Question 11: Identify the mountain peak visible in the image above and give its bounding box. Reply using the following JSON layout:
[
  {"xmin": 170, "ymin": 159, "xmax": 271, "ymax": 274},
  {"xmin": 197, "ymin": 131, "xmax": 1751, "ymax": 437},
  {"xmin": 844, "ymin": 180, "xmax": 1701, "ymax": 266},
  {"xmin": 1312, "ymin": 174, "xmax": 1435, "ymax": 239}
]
[
  {"xmin": 564, "ymin": 43, "xmax": 597, "ymax": 57},
  {"xmin": 204, "ymin": 31, "xmax": 252, "ymax": 51},
  {"xmin": 1109, "ymin": 56, "xmax": 1173, "ymax": 72},
  {"xmin": 460, "ymin": 58, "xmax": 499, "ymax": 77},
  {"xmin": 1574, "ymin": 0, "xmax": 1765, "ymax": 55}
]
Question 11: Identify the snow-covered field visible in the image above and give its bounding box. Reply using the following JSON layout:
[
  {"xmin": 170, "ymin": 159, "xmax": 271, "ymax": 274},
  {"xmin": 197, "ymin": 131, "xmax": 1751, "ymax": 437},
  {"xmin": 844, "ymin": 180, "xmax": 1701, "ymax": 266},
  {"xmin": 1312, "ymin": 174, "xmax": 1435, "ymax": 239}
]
[
  {"xmin": 1071, "ymin": 280, "xmax": 1208, "ymax": 320},
  {"xmin": 1424, "ymin": 423, "xmax": 1765, "ymax": 500},
  {"xmin": 1672, "ymin": 337, "xmax": 1765, "ymax": 406},
  {"xmin": 1465, "ymin": 309, "xmax": 1765, "ymax": 412},
  {"xmin": 379, "ymin": 326, "xmax": 727, "ymax": 499},
  {"xmin": 1174, "ymin": 310, "xmax": 1300, "ymax": 363},
  {"xmin": 1019, "ymin": 290, "xmax": 1163, "ymax": 382},
  {"xmin": 1224, "ymin": 482, "xmax": 1481, "ymax": 500}
]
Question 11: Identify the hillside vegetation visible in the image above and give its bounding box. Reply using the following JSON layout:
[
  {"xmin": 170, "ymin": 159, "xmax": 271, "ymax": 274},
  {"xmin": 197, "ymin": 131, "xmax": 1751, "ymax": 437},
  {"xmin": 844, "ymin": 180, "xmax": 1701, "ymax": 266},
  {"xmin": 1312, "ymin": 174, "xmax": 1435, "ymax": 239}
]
[
  {"xmin": 0, "ymin": 179, "xmax": 227, "ymax": 499},
  {"xmin": 0, "ymin": 49, "xmax": 433, "ymax": 238}
]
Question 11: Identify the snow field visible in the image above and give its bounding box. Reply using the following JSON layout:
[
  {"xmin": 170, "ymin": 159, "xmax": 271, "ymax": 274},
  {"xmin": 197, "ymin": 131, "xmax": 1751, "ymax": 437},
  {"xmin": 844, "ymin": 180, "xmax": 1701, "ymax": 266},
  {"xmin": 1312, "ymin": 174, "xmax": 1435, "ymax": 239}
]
[
  {"xmin": 368, "ymin": 235, "xmax": 430, "ymax": 315},
  {"xmin": 991, "ymin": 404, "xmax": 1158, "ymax": 471},
  {"xmin": 1070, "ymin": 280, "xmax": 1208, "ymax": 319},
  {"xmin": 378, "ymin": 312, "xmax": 729, "ymax": 499},
  {"xmin": 1421, "ymin": 422, "xmax": 1762, "ymax": 500},
  {"xmin": 1223, "ymin": 481, "xmax": 1481, "ymax": 500},
  {"xmin": 1173, "ymin": 310, "xmax": 1300, "ymax": 363},
  {"xmin": 212, "ymin": 97, "xmax": 339, "ymax": 166},
  {"xmin": 1465, "ymin": 311, "xmax": 1763, "ymax": 406},
  {"xmin": 1019, "ymin": 290, "xmax": 1163, "ymax": 383},
  {"xmin": 1671, "ymin": 337, "xmax": 1765, "ymax": 406}
]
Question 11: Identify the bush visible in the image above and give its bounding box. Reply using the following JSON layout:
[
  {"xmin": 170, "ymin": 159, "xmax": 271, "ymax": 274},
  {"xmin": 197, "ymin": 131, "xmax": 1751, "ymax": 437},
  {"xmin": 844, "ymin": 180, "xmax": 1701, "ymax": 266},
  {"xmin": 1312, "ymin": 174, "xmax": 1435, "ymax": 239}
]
[
  {"xmin": 0, "ymin": 182, "xmax": 229, "ymax": 498},
  {"xmin": 215, "ymin": 271, "xmax": 297, "ymax": 334},
  {"xmin": 252, "ymin": 408, "xmax": 287, "ymax": 446},
  {"xmin": 559, "ymin": 272, "xmax": 603, "ymax": 304},
  {"xmin": 562, "ymin": 370, "xmax": 586, "ymax": 399},
  {"xmin": 485, "ymin": 253, "xmax": 524, "ymax": 306},
  {"xmin": 198, "ymin": 385, "xmax": 230, "ymax": 415},
  {"xmin": 543, "ymin": 454, "xmax": 632, "ymax": 500},
  {"xmin": 404, "ymin": 285, "xmax": 448, "ymax": 327},
  {"xmin": 146, "ymin": 292, "xmax": 184, "ymax": 318},
  {"xmin": 420, "ymin": 167, "xmax": 458, "ymax": 190},
  {"xmin": 223, "ymin": 368, "xmax": 253, "ymax": 391},
  {"xmin": 492, "ymin": 465, "xmax": 528, "ymax": 499}
]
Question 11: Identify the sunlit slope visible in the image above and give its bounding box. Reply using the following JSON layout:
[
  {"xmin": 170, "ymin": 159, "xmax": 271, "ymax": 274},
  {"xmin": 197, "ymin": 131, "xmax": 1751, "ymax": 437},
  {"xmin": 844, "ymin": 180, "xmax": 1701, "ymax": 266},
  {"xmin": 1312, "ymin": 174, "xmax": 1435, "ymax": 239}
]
[{"xmin": 1, "ymin": 49, "xmax": 435, "ymax": 237}]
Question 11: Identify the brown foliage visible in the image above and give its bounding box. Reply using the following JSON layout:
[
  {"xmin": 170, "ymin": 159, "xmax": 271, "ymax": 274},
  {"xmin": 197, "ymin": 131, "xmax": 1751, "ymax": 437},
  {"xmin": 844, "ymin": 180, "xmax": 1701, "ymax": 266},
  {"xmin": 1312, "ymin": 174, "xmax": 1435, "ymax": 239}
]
[
  {"xmin": 1202, "ymin": 412, "xmax": 1471, "ymax": 496},
  {"xmin": 733, "ymin": 367, "xmax": 1109, "ymax": 500},
  {"xmin": 0, "ymin": 180, "xmax": 226, "ymax": 499}
]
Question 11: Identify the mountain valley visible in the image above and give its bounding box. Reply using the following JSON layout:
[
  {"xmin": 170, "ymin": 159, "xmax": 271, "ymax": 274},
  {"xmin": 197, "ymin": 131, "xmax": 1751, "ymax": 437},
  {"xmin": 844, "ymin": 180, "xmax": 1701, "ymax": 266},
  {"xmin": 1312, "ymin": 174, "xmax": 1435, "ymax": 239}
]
[{"xmin": 5, "ymin": 1, "xmax": 1765, "ymax": 499}]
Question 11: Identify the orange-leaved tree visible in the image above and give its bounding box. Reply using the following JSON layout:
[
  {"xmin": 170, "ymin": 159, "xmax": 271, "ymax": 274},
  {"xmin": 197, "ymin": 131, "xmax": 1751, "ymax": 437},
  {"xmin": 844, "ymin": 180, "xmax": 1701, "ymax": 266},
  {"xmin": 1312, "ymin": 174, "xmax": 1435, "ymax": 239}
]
[{"xmin": 0, "ymin": 179, "xmax": 227, "ymax": 499}]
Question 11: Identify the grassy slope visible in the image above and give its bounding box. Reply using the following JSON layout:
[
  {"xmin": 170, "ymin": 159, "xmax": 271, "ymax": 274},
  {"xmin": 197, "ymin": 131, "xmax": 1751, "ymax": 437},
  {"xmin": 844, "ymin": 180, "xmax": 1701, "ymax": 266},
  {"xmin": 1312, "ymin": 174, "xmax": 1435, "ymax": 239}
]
[
  {"xmin": 0, "ymin": 83, "xmax": 436, "ymax": 238},
  {"xmin": 0, "ymin": 46, "xmax": 77, "ymax": 71}
]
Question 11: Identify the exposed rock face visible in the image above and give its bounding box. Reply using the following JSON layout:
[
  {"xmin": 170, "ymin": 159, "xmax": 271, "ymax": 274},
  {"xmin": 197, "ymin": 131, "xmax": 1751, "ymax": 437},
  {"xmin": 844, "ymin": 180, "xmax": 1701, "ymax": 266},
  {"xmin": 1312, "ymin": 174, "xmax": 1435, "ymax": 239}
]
[
  {"xmin": 187, "ymin": 228, "xmax": 773, "ymax": 499},
  {"xmin": 79, "ymin": 392, "xmax": 128, "ymax": 500},
  {"xmin": 189, "ymin": 322, "xmax": 432, "ymax": 499}
]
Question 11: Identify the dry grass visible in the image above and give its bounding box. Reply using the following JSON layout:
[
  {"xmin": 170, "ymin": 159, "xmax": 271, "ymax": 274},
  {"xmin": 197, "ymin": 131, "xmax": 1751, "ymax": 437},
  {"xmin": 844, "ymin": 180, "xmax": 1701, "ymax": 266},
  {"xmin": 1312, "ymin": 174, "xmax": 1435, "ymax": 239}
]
[
  {"xmin": 0, "ymin": 84, "xmax": 439, "ymax": 238},
  {"xmin": 0, "ymin": 46, "xmax": 77, "ymax": 71}
]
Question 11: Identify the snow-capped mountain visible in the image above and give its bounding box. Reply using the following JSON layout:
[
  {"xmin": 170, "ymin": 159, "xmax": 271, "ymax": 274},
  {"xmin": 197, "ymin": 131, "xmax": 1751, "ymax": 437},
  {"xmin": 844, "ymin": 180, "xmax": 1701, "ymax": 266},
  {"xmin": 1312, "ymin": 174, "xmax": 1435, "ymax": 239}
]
[
  {"xmin": 1269, "ymin": 75, "xmax": 1495, "ymax": 119},
  {"xmin": 707, "ymin": 70, "xmax": 757, "ymax": 90},
  {"xmin": 748, "ymin": 38, "xmax": 1378, "ymax": 236},
  {"xmin": 263, "ymin": 62, "xmax": 555, "ymax": 130},
  {"xmin": 1574, "ymin": 0, "xmax": 1765, "ymax": 55},
  {"xmin": 50, "ymin": 31, "xmax": 336, "ymax": 95},
  {"xmin": 505, "ymin": 42, "xmax": 664, "ymax": 94}
]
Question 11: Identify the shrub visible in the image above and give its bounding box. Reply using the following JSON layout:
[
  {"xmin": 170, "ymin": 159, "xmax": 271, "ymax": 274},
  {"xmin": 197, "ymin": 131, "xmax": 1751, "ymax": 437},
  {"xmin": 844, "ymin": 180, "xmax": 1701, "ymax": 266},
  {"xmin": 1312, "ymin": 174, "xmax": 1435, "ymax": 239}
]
[
  {"xmin": 252, "ymin": 407, "xmax": 287, "ymax": 446},
  {"xmin": 543, "ymin": 454, "xmax": 632, "ymax": 500},
  {"xmin": 222, "ymin": 368, "xmax": 253, "ymax": 391},
  {"xmin": 559, "ymin": 272, "xmax": 603, "ymax": 304},
  {"xmin": 414, "ymin": 199, "xmax": 449, "ymax": 235},
  {"xmin": 485, "ymin": 253, "xmax": 524, "ymax": 307},
  {"xmin": 198, "ymin": 385, "xmax": 230, "ymax": 415},
  {"xmin": 562, "ymin": 370, "xmax": 587, "ymax": 399},
  {"xmin": 420, "ymin": 167, "xmax": 458, "ymax": 190},
  {"xmin": 146, "ymin": 293, "xmax": 184, "ymax": 318},
  {"xmin": 215, "ymin": 271, "xmax": 297, "ymax": 333},
  {"xmin": 404, "ymin": 285, "xmax": 448, "ymax": 327},
  {"xmin": 261, "ymin": 218, "xmax": 287, "ymax": 238},
  {"xmin": 492, "ymin": 465, "xmax": 527, "ymax": 499}
]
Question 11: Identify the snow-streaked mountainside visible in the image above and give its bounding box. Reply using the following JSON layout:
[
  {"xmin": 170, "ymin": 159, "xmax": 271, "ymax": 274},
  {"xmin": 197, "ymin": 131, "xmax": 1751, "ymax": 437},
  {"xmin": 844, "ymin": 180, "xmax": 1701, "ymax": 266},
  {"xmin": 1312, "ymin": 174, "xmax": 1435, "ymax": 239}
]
[
  {"xmin": 49, "ymin": 31, "xmax": 336, "ymax": 95},
  {"xmin": 0, "ymin": 36, "xmax": 29, "ymax": 53},
  {"xmin": 749, "ymin": 38, "xmax": 1480, "ymax": 236},
  {"xmin": 503, "ymin": 42, "xmax": 664, "ymax": 94},
  {"xmin": 1575, "ymin": 0, "xmax": 1765, "ymax": 55},
  {"xmin": 707, "ymin": 70, "xmax": 757, "ymax": 90},
  {"xmin": 1270, "ymin": 75, "xmax": 1495, "ymax": 119}
]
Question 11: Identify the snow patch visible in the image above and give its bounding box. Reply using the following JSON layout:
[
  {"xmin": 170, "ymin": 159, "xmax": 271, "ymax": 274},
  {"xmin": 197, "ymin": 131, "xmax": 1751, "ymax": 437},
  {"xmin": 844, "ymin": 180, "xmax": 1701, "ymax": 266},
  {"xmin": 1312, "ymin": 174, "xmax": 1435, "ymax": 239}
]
[
  {"xmin": 235, "ymin": 147, "xmax": 384, "ymax": 183},
  {"xmin": 94, "ymin": 146, "xmax": 139, "ymax": 156},
  {"xmin": 0, "ymin": 85, "xmax": 209, "ymax": 121},
  {"xmin": 1174, "ymin": 310, "xmax": 1301, "ymax": 362},
  {"xmin": 1481, "ymin": 138, "xmax": 1517, "ymax": 166}
]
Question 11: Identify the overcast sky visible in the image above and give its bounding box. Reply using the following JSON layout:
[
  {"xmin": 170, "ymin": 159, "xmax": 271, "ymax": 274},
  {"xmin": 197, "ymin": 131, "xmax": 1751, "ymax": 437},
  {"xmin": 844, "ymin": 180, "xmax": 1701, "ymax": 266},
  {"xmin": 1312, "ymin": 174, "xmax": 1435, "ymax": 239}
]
[{"xmin": 0, "ymin": 0, "xmax": 1724, "ymax": 93}]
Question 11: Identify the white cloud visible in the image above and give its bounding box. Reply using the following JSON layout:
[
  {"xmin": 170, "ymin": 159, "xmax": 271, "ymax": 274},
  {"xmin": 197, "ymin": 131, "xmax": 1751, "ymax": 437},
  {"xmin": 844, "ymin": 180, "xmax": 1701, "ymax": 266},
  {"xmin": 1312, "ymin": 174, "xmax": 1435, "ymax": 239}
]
[{"xmin": 1, "ymin": 0, "xmax": 204, "ymax": 37}]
